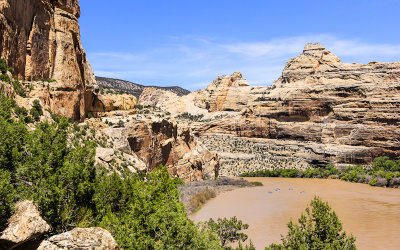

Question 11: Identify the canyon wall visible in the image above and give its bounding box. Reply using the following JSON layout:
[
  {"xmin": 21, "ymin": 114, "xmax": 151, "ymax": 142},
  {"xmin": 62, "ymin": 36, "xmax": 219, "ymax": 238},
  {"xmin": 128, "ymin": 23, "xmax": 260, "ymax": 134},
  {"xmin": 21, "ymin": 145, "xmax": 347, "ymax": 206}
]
[
  {"xmin": 141, "ymin": 43, "xmax": 400, "ymax": 166},
  {"xmin": 0, "ymin": 0, "xmax": 97, "ymax": 120}
]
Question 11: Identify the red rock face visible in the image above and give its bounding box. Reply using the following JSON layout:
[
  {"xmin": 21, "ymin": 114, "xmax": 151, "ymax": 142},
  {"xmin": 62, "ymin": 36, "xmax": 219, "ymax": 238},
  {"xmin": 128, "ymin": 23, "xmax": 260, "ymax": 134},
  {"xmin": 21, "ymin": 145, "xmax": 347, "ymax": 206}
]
[{"xmin": 0, "ymin": 0, "xmax": 97, "ymax": 120}]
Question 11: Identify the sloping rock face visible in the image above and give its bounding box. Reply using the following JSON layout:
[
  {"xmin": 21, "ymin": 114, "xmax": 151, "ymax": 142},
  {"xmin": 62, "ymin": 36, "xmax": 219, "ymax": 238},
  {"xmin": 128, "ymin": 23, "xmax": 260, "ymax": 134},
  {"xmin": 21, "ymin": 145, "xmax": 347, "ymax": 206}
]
[
  {"xmin": 37, "ymin": 227, "xmax": 119, "ymax": 249},
  {"xmin": 138, "ymin": 87, "xmax": 212, "ymax": 117},
  {"xmin": 197, "ymin": 43, "xmax": 400, "ymax": 165},
  {"xmin": 0, "ymin": 0, "xmax": 98, "ymax": 120},
  {"xmin": 102, "ymin": 119, "xmax": 219, "ymax": 181},
  {"xmin": 0, "ymin": 200, "xmax": 51, "ymax": 249},
  {"xmin": 193, "ymin": 71, "xmax": 251, "ymax": 112},
  {"xmin": 139, "ymin": 87, "xmax": 180, "ymax": 110}
]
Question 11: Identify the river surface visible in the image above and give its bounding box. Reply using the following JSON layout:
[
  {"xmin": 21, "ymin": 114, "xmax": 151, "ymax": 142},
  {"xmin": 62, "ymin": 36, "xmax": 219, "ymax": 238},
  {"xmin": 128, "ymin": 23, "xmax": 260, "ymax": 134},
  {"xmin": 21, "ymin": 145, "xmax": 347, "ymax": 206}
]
[{"xmin": 189, "ymin": 178, "xmax": 400, "ymax": 250}]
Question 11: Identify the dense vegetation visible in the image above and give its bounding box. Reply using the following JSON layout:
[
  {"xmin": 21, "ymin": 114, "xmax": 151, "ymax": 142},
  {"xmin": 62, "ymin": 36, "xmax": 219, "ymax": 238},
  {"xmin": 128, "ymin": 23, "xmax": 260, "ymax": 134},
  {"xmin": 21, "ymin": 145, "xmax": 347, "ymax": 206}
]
[
  {"xmin": 0, "ymin": 92, "xmax": 256, "ymax": 249},
  {"xmin": 267, "ymin": 197, "xmax": 356, "ymax": 249},
  {"xmin": 241, "ymin": 160, "xmax": 400, "ymax": 188}
]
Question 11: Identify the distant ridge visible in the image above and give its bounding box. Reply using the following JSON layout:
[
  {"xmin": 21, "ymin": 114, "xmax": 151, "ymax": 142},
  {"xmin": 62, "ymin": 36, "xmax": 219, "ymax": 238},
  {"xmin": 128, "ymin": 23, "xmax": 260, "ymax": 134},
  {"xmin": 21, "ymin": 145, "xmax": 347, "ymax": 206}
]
[{"xmin": 96, "ymin": 76, "xmax": 190, "ymax": 98}]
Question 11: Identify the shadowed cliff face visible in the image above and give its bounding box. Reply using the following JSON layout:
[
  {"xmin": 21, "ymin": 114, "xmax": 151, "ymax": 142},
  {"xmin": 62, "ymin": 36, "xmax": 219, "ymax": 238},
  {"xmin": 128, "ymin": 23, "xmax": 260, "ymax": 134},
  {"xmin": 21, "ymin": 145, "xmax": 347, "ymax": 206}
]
[{"xmin": 0, "ymin": 0, "xmax": 97, "ymax": 120}]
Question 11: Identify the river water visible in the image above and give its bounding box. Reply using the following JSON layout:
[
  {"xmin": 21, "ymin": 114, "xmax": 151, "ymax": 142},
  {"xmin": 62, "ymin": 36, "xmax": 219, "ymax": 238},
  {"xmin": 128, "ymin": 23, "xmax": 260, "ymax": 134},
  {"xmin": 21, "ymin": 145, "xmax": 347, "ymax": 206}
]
[{"xmin": 189, "ymin": 178, "xmax": 400, "ymax": 250}]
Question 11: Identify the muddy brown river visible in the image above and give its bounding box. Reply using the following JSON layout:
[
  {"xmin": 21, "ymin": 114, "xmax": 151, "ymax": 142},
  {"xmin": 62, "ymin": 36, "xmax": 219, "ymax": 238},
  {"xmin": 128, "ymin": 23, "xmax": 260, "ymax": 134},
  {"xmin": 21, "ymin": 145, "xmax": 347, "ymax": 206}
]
[{"xmin": 189, "ymin": 178, "xmax": 400, "ymax": 250}]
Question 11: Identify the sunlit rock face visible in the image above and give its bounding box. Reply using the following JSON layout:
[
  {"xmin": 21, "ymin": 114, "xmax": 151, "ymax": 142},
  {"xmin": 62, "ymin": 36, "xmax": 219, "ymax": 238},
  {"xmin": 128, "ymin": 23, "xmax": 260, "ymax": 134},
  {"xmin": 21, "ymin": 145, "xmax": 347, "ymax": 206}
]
[
  {"xmin": 0, "ymin": 0, "xmax": 99, "ymax": 120},
  {"xmin": 141, "ymin": 43, "xmax": 400, "ymax": 166},
  {"xmin": 201, "ymin": 44, "xmax": 400, "ymax": 165}
]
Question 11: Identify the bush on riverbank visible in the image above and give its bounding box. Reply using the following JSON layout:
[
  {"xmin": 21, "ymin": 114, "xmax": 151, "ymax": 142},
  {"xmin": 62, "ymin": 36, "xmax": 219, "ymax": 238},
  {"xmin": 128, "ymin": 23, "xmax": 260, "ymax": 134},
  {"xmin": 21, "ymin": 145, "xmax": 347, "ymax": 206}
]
[
  {"xmin": 241, "ymin": 160, "xmax": 400, "ymax": 188},
  {"xmin": 201, "ymin": 216, "xmax": 250, "ymax": 247},
  {"xmin": 266, "ymin": 196, "xmax": 356, "ymax": 249}
]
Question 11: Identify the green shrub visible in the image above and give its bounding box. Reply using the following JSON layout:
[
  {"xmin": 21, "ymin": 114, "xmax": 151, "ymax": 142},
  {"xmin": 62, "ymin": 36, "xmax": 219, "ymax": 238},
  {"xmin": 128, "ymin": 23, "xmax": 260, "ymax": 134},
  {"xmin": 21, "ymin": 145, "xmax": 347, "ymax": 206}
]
[
  {"xmin": 12, "ymin": 80, "xmax": 26, "ymax": 97},
  {"xmin": 202, "ymin": 216, "xmax": 249, "ymax": 247},
  {"xmin": 30, "ymin": 99, "xmax": 43, "ymax": 122},
  {"xmin": 0, "ymin": 58, "xmax": 7, "ymax": 74},
  {"xmin": 117, "ymin": 120, "xmax": 124, "ymax": 127},
  {"xmin": 369, "ymin": 178, "xmax": 377, "ymax": 186},
  {"xmin": 0, "ymin": 73, "xmax": 10, "ymax": 83},
  {"xmin": 267, "ymin": 197, "xmax": 356, "ymax": 249},
  {"xmin": 0, "ymin": 169, "xmax": 16, "ymax": 231},
  {"xmin": 373, "ymin": 156, "xmax": 400, "ymax": 172}
]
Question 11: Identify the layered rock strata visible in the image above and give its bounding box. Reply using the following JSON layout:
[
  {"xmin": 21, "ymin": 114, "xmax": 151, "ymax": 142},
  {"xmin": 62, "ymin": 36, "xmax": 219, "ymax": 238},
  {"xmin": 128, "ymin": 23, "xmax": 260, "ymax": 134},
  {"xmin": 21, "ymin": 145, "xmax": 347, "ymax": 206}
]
[
  {"xmin": 141, "ymin": 43, "xmax": 400, "ymax": 167},
  {"xmin": 0, "ymin": 0, "xmax": 98, "ymax": 120}
]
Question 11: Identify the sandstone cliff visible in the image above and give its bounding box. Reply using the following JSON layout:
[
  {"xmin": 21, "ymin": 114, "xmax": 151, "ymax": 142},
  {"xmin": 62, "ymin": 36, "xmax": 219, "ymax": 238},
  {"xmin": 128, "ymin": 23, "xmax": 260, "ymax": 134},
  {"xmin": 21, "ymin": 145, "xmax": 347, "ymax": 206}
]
[
  {"xmin": 0, "ymin": 0, "xmax": 98, "ymax": 120},
  {"xmin": 141, "ymin": 43, "xmax": 400, "ymax": 169}
]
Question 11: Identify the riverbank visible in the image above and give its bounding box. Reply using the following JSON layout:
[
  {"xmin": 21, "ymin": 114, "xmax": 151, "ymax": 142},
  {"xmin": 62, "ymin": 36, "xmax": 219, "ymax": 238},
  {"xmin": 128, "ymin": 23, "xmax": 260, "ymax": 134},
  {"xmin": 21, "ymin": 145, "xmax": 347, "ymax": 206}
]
[
  {"xmin": 240, "ymin": 160, "xmax": 400, "ymax": 188},
  {"xmin": 179, "ymin": 177, "xmax": 262, "ymax": 214}
]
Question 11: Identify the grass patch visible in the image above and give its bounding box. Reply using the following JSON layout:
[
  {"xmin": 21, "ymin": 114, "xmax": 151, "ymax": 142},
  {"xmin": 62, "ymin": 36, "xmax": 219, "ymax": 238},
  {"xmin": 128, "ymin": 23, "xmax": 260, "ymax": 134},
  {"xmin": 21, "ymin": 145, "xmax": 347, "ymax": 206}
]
[
  {"xmin": 250, "ymin": 181, "xmax": 263, "ymax": 187},
  {"xmin": 179, "ymin": 177, "xmax": 254, "ymax": 214}
]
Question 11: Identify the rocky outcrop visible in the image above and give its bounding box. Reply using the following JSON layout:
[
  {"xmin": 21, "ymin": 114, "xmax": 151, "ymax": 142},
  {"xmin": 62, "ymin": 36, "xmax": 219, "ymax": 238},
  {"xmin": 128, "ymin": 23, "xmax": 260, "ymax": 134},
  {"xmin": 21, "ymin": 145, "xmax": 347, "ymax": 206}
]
[
  {"xmin": 37, "ymin": 227, "xmax": 119, "ymax": 250},
  {"xmin": 192, "ymin": 72, "xmax": 251, "ymax": 112},
  {"xmin": 0, "ymin": 201, "xmax": 118, "ymax": 250},
  {"xmin": 138, "ymin": 87, "xmax": 211, "ymax": 117},
  {"xmin": 102, "ymin": 119, "xmax": 219, "ymax": 181},
  {"xmin": 0, "ymin": 200, "xmax": 51, "ymax": 249},
  {"xmin": 139, "ymin": 87, "xmax": 180, "ymax": 109},
  {"xmin": 97, "ymin": 93, "xmax": 137, "ymax": 112},
  {"xmin": 0, "ymin": 0, "xmax": 98, "ymax": 120},
  {"xmin": 95, "ymin": 146, "xmax": 147, "ymax": 174}
]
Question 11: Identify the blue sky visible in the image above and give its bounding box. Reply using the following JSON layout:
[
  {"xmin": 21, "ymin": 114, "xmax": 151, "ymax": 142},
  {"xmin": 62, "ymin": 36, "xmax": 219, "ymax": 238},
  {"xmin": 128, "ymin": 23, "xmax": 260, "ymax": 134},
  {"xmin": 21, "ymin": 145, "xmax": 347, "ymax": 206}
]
[{"xmin": 80, "ymin": 0, "xmax": 400, "ymax": 91}]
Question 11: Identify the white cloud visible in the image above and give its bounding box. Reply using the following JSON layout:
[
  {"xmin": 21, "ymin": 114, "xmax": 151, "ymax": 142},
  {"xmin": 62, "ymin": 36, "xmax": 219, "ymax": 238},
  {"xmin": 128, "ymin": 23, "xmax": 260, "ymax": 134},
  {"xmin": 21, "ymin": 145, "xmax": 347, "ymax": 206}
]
[{"xmin": 88, "ymin": 34, "xmax": 400, "ymax": 91}]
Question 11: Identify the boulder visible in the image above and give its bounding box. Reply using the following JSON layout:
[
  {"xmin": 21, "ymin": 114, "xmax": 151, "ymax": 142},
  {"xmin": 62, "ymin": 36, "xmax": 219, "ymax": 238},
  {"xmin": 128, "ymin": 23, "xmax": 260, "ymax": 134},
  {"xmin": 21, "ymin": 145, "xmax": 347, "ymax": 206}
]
[
  {"xmin": 37, "ymin": 227, "xmax": 119, "ymax": 249},
  {"xmin": 0, "ymin": 200, "xmax": 51, "ymax": 248}
]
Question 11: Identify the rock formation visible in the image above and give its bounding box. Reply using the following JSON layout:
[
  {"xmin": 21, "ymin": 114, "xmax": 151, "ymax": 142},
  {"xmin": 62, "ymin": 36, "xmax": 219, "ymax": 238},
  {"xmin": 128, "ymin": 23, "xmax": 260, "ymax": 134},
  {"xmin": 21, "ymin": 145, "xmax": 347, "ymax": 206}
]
[
  {"xmin": 0, "ymin": 0, "xmax": 99, "ymax": 120},
  {"xmin": 0, "ymin": 200, "xmax": 51, "ymax": 249},
  {"xmin": 37, "ymin": 227, "xmax": 119, "ymax": 249},
  {"xmin": 0, "ymin": 201, "xmax": 119, "ymax": 249},
  {"xmin": 97, "ymin": 93, "xmax": 137, "ymax": 112},
  {"xmin": 101, "ymin": 119, "xmax": 219, "ymax": 181},
  {"xmin": 138, "ymin": 87, "xmax": 211, "ymax": 117},
  {"xmin": 142, "ymin": 43, "xmax": 400, "ymax": 168},
  {"xmin": 192, "ymin": 71, "xmax": 251, "ymax": 112}
]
